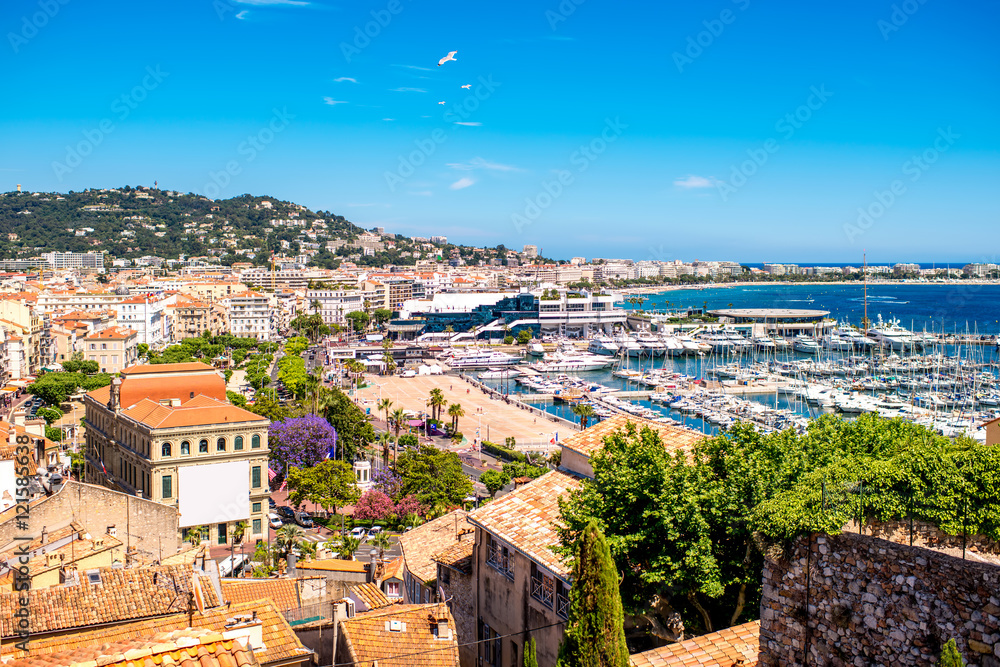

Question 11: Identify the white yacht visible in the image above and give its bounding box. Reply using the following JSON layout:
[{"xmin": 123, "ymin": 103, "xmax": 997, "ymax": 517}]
[
  {"xmin": 443, "ymin": 349, "xmax": 521, "ymax": 368},
  {"xmin": 793, "ymin": 335, "xmax": 822, "ymax": 354},
  {"xmin": 587, "ymin": 335, "xmax": 619, "ymax": 356},
  {"xmin": 527, "ymin": 341, "xmax": 545, "ymax": 356},
  {"xmin": 831, "ymin": 324, "xmax": 875, "ymax": 350},
  {"xmin": 616, "ymin": 336, "xmax": 643, "ymax": 357},
  {"xmin": 753, "ymin": 336, "xmax": 777, "ymax": 352},
  {"xmin": 677, "ymin": 336, "xmax": 711, "ymax": 355},
  {"xmin": 478, "ymin": 367, "xmax": 522, "ymax": 379},
  {"xmin": 529, "ymin": 351, "xmax": 614, "ymax": 372},
  {"xmin": 635, "ymin": 333, "xmax": 668, "ymax": 357},
  {"xmin": 866, "ymin": 316, "xmax": 918, "ymax": 351}
]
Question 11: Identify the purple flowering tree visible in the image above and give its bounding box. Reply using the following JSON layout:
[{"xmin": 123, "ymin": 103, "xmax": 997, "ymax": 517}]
[
  {"xmin": 372, "ymin": 466, "xmax": 402, "ymax": 500},
  {"xmin": 353, "ymin": 490, "xmax": 394, "ymax": 525},
  {"xmin": 269, "ymin": 414, "xmax": 337, "ymax": 482}
]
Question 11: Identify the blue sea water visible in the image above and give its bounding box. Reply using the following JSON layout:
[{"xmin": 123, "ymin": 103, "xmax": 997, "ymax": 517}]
[{"xmin": 626, "ymin": 283, "xmax": 1000, "ymax": 335}]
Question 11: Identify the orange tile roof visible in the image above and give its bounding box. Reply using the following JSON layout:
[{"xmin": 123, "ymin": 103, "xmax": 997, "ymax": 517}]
[
  {"xmin": 221, "ymin": 578, "xmax": 300, "ymax": 612},
  {"xmin": 1, "ymin": 599, "xmax": 307, "ymax": 665},
  {"xmin": 350, "ymin": 582, "xmax": 395, "ymax": 611},
  {"xmin": 0, "ymin": 564, "xmax": 221, "ymax": 639},
  {"xmin": 560, "ymin": 414, "xmax": 705, "ymax": 460},
  {"xmin": 432, "ymin": 540, "xmax": 473, "ymax": 575},
  {"xmin": 3, "ymin": 627, "xmax": 256, "ymax": 667},
  {"xmin": 381, "ymin": 557, "xmax": 404, "ymax": 581},
  {"xmin": 339, "ymin": 603, "xmax": 459, "ymax": 667},
  {"xmin": 296, "ymin": 558, "xmax": 367, "ymax": 573},
  {"xmin": 629, "ymin": 621, "xmax": 761, "ymax": 667},
  {"xmin": 467, "ymin": 471, "xmax": 580, "ymax": 579},
  {"xmin": 120, "ymin": 396, "xmax": 267, "ymax": 429},
  {"xmin": 85, "ymin": 326, "xmax": 137, "ymax": 340},
  {"xmin": 122, "ymin": 362, "xmax": 217, "ymax": 375},
  {"xmin": 398, "ymin": 511, "xmax": 471, "ymax": 584}
]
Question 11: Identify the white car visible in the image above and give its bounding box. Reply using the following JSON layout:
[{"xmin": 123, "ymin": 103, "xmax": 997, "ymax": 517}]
[
  {"xmin": 401, "ymin": 369, "xmax": 417, "ymax": 378},
  {"xmin": 367, "ymin": 526, "xmax": 383, "ymax": 538},
  {"xmin": 268, "ymin": 513, "xmax": 283, "ymax": 529},
  {"xmin": 349, "ymin": 526, "xmax": 367, "ymax": 540}
]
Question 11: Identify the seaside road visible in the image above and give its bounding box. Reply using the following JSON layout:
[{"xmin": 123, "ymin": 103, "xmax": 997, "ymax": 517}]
[{"xmin": 354, "ymin": 374, "xmax": 569, "ymax": 449}]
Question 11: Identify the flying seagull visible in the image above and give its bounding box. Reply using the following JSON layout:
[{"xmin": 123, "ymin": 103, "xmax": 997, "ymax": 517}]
[
  {"xmin": 438, "ymin": 51, "xmax": 457, "ymax": 66},
  {"xmin": 438, "ymin": 101, "xmax": 446, "ymax": 105},
  {"xmin": 461, "ymin": 84, "xmax": 471, "ymax": 89}
]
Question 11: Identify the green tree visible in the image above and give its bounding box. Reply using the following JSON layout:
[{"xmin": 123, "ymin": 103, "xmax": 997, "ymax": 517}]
[
  {"xmin": 322, "ymin": 387, "xmax": 375, "ymax": 462},
  {"xmin": 480, "ymin": 470, "xmax": 510, "ymax": 499},
  {"xmin": 395, "ymin": 444, "xmax": 474, "ymax": 510},
  {"xmin": 275, "ymin": 524, "xmax": 305, "ymax": 558},
  {"xmin": 286, "ymin": 459, "xmax": 361, "ymax": 516},
  {"xmin": 378, "ymin": 398, "xmax": 394, "ymax": 428},
  {"xmin": 381, "ymin": 338, "xmax": 396, "ymax": 375},
  {"xmin": 345, "ymin": 310, "xmax": 370, "ymax": 334},
  {"xmin": 571, "ymin": 403, "xmax": 596, "ymax": 429},
  {"xmin": 557, "ymin": 521, "xmax": 629, "ymax": 667},
  {"xmin": 523, "ymin": 636, "xmax": 539, "ymax": 667},
  {"xmin": 447, "ymin": 403, "xmax": 465, "ymax": 433},
  {"xmin": 373, "ymin": 308, "xmax": 392, "ymax": 327},
  {"xmin": 370, "ymin": 531, "xmax": 392, "ymax": 559},
  {"xmin": 337, "ymin": 534, "xmax": 361, "ymax": 560},
  {"xmin": 428, "ymin": 388, "xmax": 447, "ymax": 422},
  {"xmin": 37, "ymin": 406, "xmax": 63, "ymax": 425},
  {"xmin": 45, "ymin": 426, "xmax": 63, "ymax": 442},
  {"xmin": 249, "ymin": 394, "xmax": 291, "ymax": 422},
  {"xmin": 517, "ymin": 329, "xmax": 532, "ymax": 345},
  {"xmin": 938, "ymin": 639, "xmax": 965, "ymax": 667}
]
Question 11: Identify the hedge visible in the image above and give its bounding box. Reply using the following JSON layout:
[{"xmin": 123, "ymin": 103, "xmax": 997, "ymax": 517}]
[{"xmin": 482, "ymin": 440, "xmax": 527, "ymax": 463}]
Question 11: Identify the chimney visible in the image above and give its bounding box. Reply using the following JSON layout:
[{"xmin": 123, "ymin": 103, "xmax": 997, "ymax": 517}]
[
  {"xmin": 286, "ymin": 552, "xmax": 297, "ymax": 577},
  {"xmin": 46, "ymin": 552, "xmax": 61, "ymax": 568},
  {"xmin": 40, "ymin": 525, "xmax": 48, "ymax": 545},
  {"xmin": 222, "ymin": 616, "xmax": 264, "ymax": 652}
]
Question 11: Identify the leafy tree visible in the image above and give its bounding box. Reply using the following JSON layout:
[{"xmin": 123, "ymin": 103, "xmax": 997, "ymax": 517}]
[
  {"xmin": 249, "ymin": 394, "xmax": 291, "ymax": 422},
  {"xmin": 370, "ymin": 531, "xmax": 393, "ymax": 559},
  {"xmin": 37, "ymin": 406, "xmax": 63, "ymax": 425},
  {"xmin": 373, "ymin": 467, "xmax": 403, "ymax": 499},
  {"xmin": 286, "ymin": 459, "xmax": 360, "ymax": 516},
  {"xmin": 447, "ymin": 403, "xmax": 465, "ymax": 433},
  {"xmin": 938, "ymin": 639, "xmax": 965, "ymax": 667},
  {"xmin": 354, "ymin": 490, "xmax": 395, "ymax": 524},
  {"xmin": 517, "ymin": 329, "xmax": 532, "ymax": 344},
  {"xmin": 394, "ymin": 494, "xmax": 424, "ymax": 519},
  {"xmin": 398, "ymin": 433, "xmax": 418, "ymax": 449},
  {"xmin": 524, "ymin": 636, "xmax": 538, "ymax": 667},
  {"xmin": 480, "ymin": 470, "xmax": 510, "ymax": 498},
  {"xmin": 28, "ymin": 372, "xmax": 112, "ymax": 405},
  {"xmin": 275, "ymin": 524, "xmax": 305, "ymax": 558},
  {"xmin": 61, "ymin": 359, "xmax": 82, "ymax": 373},
  {"xmin": 78, "ymin": 360, "xmax": 100, "ymax": 374},
  {"xmin": 269, "ymin": 414, "xmax": 338, "ymax": 479},
  {"xmin": 571, "ymin": 403, "xmax": 596, "ymax": 429},
  {"xmin": 45, "ymin": 426, "xmax": 62, "ymax": 442},
  {"xmin": 395, "ymin": 444, "xmax": 474, "ymax": 510},
  {"xmin": 557, "ymin": 521, "xmax": 629, "ymax": 667},
  {"xmin": 503, "ymin": 335, "xmax": 515, "ymax": 345},
  {"xmin": 322, "ymin": 388, "xmax": 375, "ymax": 462},
  {"xmin": 336, "ymin": 535, "xmax": 361, "ymax": 560},
  {"xmin": 227, "ymin": 391, "xmax": 248, "ymax": 408},
  {"xmin": 373, "ymin": 308, "xmax": 392, "ymax": 327},
  {"xmin": 137, "ymin": 343, "xmax": 149, "ymax": 358},
  {"xmin": 345, "ymin": 310, "xmax": 370, "ymax": 334}
]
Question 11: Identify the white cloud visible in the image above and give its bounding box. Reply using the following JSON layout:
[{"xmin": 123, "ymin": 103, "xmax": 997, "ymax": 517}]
[
  {"xmin": 450, "ymin": 177, "xmax": 475, "ymax": 190},
  {"xmin": 333, "ymin": 77, "xmax": 357, "ymax": 83},
  {"xmin": 323, "ymin": 97, "xmax": 348, "ymax": 105},
  {"xmin": 453, "ymin": 121, "xmax": 482, "ymax": 127},
  {"xmin": 447, "ymin": 157, "xmax": 519, "ymax": 172},
  {"xmin": 391, "ymin": 87, "xmax": 427, "ymax": 93},
  {"xmin": 673, "ymin": 175, "xmax": 717, "ymax": 189},
  {"xmin": 235, "ymin": 10, "xmax": 249, "ymax": 19}
]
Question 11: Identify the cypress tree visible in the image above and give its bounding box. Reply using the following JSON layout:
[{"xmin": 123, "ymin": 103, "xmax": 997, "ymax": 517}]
[
  {"xmin": 523, "ymin": 635, "xmax": 538, "ymax": 667},
  {"xmin": 557, "ymin": 520, "xmax": 629, "ymax": 667},
  {"xmin": 938, "ymin": 639, "xmax": 965, "ymax": 667}
]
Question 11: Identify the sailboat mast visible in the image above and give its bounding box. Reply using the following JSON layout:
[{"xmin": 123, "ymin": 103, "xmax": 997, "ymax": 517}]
[{"xmin": 862, "ymin": 252, "xmax": 869, "ymax": 330}]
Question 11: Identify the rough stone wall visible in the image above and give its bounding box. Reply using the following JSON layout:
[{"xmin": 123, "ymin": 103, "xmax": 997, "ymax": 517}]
[
  {"xmin": 0, "ymin": 481, "xmax": 179, "ymax": 559},
  {"xmin": 439, "ymin": 563, "xmax": 476, "ymax": 667},
  {"xmin": 760, "ymin": 531, "xmax": 1000, "ymax": 667}
]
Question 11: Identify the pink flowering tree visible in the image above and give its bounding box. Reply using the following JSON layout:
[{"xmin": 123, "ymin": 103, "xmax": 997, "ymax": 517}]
[
  {"xmin": 395, "ymin": 495, "xmax": 425, "ymax": 520},
  {"xmin": 353, "ymin": 490, "xmax": 394, "ymax": 526}
]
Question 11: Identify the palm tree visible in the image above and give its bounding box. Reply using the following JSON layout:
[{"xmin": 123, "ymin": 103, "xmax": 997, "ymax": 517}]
[
  {"xmin": 447, "ymin": 403, "xmax": 465, "ymax": 433},
  {"xmin": 381, "ymin": 339, "xmax": 396, "ymax": 375},
  {"xmin": 275, "ymin": 524, "xmax": 304, "ymax": 558},
  {"xmin": 370, "ymin": 532, "xmax": 392, "ymax": 560},
  {"xmin": 338, "ymin": 535, "xmax": 361, "ymax": 560},
  {"xmin": 305, "ymin": 374, "xmax": 323, "ymax": 413},
  {"xmin": 377, "ymin": 398, "xmax": 393, "ymax": 428},
  {"xmin": 187, "ymin": 525, "xmax": 207, "ymax": 546},
  {"xmin": 571, "ymin": 403, "xmax": 596, "ymax": 429},
  {"xmin": 229, "ymin": 520, "xmax": 248, "ymax": 571},
  {"xmin": 390, "ymin": 408, "xmax": 407, "ymax": 439},
  {"xmin": 377, "ymin": 432, "xmax": 395, "ymax": 468},
  {"xmin": 428, "ymin": 388, "xmax": 446, "ymax": 423}
]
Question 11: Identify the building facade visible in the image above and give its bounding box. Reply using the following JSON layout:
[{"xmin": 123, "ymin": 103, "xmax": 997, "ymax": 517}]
[{"xmin": 84, "ymin": 326, "xmax": 139, "ymax": 374}]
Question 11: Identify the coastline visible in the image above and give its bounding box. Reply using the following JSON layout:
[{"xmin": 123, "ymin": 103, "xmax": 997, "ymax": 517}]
[{"xmin": 619, "ymin": 280, "xmax": 1000, "ymax": 296}]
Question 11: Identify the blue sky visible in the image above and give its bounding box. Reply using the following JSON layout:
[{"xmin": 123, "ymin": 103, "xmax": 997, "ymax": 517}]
[{"xmin": 2, "ymin": 0, "xmax": 998, "ymax": 262}]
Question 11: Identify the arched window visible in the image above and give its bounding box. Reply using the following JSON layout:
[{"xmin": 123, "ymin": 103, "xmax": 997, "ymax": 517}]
[
  {"xmin": 199, "ymin": 439, "xmax": 209, "ymax": 453},
  {"xmin": 181, "ymin": 441, "xmax": 190, "ymax": 455},
  {"xmin": 161, "ymin": 442, "xmax": 171, "ymax": 457},
  {"xmin": 217, "ymin": 437, "xmax": 226, "ymax": 452},
  {"xmin": 251, "ymin": 434, "xmax": 261, "ymax": 449},
  {"xmin": 234, "ymin": 436, "xmax": 244, "ymax": 451}
]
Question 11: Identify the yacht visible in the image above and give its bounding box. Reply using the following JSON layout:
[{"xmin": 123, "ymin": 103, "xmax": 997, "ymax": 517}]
[
  {"xmin": 478, "ymin": 367, "xmax": 522, "ymax": 379},
  {"xmin": 635, "ymin": 333, "xmax": 667, "ymax": 357},
  {"xmin": 753, "ymin": 336, "xmax": 777, "ymax": 352},
  {"xmin": 443, "ymin": 349, "xmax": 521, "ymax": 368},
  {"xmin": 821, "ymin": 332, "xmax": 854, "ymax": 352},
  {"xmin": 793, "ymin": 335, "xmax": 822, "ymax": 354},
  {"xmin": 866, "ymin": 316, "xmax": 918, "ymax": 351},
  {"xmin": 527, "ymin": 341, "xmax": 545, "ymax": 357},
  {"xmin": 832, "ymin": 324, "xmax": 875, "ymax": 350},
  {"xmin": 529, "ymin": 351, "xmax": 614, "ymax": 372},
  {"xmin": 588, "ymin": 335, "xmax": 619, "ymax": 356},
  {"xmin": 698, "ymin": 332, "xmax": 733, "ymax": 352},
  {"xmin": 676, "ymin": 336, "xmax": 711, "ymax": 355}
]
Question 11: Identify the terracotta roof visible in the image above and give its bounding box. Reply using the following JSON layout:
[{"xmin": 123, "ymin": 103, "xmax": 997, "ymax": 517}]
[
  {"xmin": 120, "ymin": 396, "xmax": 267, "ymax": 429},
  {"xmin": 3, "ymin": 627, "xmax": 256, "ymax": 667},
  {"xmin": 222, "ymin": 578, "xmax": 300, "ymax": 612},
  {"xmin": 122, "ymin": 362, "xmax": 218, "ymax": 376},
  {"xmin": 629, "ymin": 621, "xmax": 761, "ymax": 667},
  {"xmin": 432, "ymin": 540, "xmax": 473, "ymax": 575},
  {"xmin": 350, "ymin": 582, "xmax": 395, "ymax": 611},
  {"xmin": 88, "ymin": 365, "xmax": 230, "ymax": 411},
  {"xmin": 0, "ymin": 564, "xmax": 222, "ymax": 638},
  {"xmin": 467, "ymin": 471, "xmax": 581, "ymax": 579},
  {"xmin": 295, "ymin": 558, "xmax": 367, "ymax": 574},
  {"xmin": 1, "ymin": 599, "xmax": 307, "ymax": 666},
  {"xmin": 381, "ymin": 557, "xmax": 404, "ymax": 581},
  {"xmin": 339, "ymin": 603, "xmax": 459, "ymax": 667},
  {"xmin": 85, "ymin": 326, "xmax": 137, "ymax": 340},
  {"xmin": 398, "ymin": 511, "xmax": 471, "ymax": 585},
  {"xmin": 560, "ymin": 414, "xmax": 704, "ymax": 460}
]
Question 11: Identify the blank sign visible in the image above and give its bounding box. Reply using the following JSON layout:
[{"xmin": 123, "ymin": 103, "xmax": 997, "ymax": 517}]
[{"xmin": 177, "ymin": 460, "xmax": 250, "ymax": 528}]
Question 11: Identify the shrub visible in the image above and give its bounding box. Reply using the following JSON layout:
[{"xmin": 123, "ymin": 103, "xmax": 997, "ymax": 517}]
[{"xmin": 482, "ymin": 440, "xmax": 527, "ymax": 463}]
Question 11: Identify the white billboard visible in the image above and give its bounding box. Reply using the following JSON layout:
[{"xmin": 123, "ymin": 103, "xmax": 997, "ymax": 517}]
[{"xmin": 177, "ymin": 460, "xmax": 250, "ymax": 528}]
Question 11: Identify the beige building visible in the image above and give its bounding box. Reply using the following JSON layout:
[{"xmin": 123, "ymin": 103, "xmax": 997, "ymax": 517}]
[
  {"xmin": 167, "ymin": 295, "xmax": 229, "ymax": 341},
  {"xmin": 0, "ymin": 298, "xmax": 42, "ymax": 374},
  {"xmin": 83, "ymin": 362, "xmax": 270, "ymax": 546},
  {"xmin": 84, "ymin": 326, "xmax": 139, "ymax": 374}
]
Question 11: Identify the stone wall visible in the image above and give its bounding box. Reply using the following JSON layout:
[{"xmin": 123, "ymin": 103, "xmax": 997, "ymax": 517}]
[
  {"xmin": 439, "ymin": 562, "xmax": 476, "ymax": 667},
  {"xmin": 760, "ymin": 531, "xmax": 1000, "ymax": 666},
  {"xmin": 0, "ymin": 481, "xmax": 180, "ymax": 560}
]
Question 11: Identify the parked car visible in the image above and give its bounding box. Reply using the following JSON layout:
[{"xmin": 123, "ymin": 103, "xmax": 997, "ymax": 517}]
[
  {"xmin": 276, "ymin": 506, "xmax": 295, "ymax": 521},
  {"xmin": 268, "ymin": 513, "xmax": 283, "ymax": 529},
  {"xmin": 268, "ymin": 497, "xmax": 276, "ymax": 510},
  {"xmin": 294, "ymin": 511, "xmax": 314, "ymax": 528},
  {"xmin": 349, "ymin": 526, "xmax": 367, "ymax": 540},
  {"xmin": 367, "ymin": 526, "xmax": 383, "ymax": 538}
]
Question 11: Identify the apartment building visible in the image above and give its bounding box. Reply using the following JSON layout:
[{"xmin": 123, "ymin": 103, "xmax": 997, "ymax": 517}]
[
  {"xmin": 116, "ymin": 294, "xmax": 169, "ymax": 347},
  {"xmin": 306, "ymin": 288, "xmax": 369, "ymax": 326},
  {"xmin": 225, "ymin": 293, "xmax": 276, "ymax": 341},
  {"xmin": 84, "ymin": 327, "xmax": 139, "ymax": 374},
  {"xmin": 83, "ymin": 362, "xmax": 271, "ymax": 546},
  {"xmin": 0, "ymin": 297, "xmax": 43, "ymax": 375},
  {"xmin": 168, "ymin": 295, "xmax": 228, "ymax": 341},
  {"xmin": 41, "ymin": 251, "xmax": 105, "ymax": 272}
]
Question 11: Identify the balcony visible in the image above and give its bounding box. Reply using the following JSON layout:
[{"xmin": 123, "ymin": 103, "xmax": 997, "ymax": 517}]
[
  {"xmin": 556, "ymin": 592, "xmax": 570, "ymax": 619},
  {"xmin": 485, "ymin": 543, "xmax": 514, "ymax": 580},
  {"xmin": 530, "ymin": 574, "xmax": 554, "ymax": 609}
]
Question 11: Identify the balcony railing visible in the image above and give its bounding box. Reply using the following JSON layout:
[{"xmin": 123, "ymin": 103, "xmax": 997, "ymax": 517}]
[
  {"xmin": 485, "ymin": 543, "xmax": 514, "ymax": 579},
  {"xmin": 556, "ymin": 592, "xmax": 570, "ymax": 619},
  {"xmin": 530, "ymin": 574, "xmax": 554, "ymax": 608}
]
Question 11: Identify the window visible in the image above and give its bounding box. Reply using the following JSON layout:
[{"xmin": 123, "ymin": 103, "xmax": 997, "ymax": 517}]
[
  {"xmin": 386, "ymin": 581, "xmax": 400, "ymax": 598},
  {"xmin": 217, "ymin": 437, "xmax": 226, "ymax": 452},
  {"xmin": 161, "ymin": 442, "xmax": 171, "ymax": 457},
  {"xmin": 485, "ymin": 535, "xmax": 514, "ymax": 579},
  {"xmin": 101, "ymin": 343, "xmax": 107, "ymax": 350},
  {"xmin": 251, "ymin": 434, "xmax": 261, "ymax": 449},
  {"xmin": 162, "ymin": 475, "xmax": 172, "ymax": 499},
  {"xmin": 217, "ymin": 522, "xmax": 227, "ymax": 545},
  {"xmin": 252, "ymin": 466, "xmax": 261, "ymax": 488},
  {"xmin": 530, "ymin": 562, "xmax": 555, "ymax": 608},
  {"xmin": 556, "ymin": 581, "xmax": 570, "ymax": 619},
  {"xmin": 235, "ymin": 436, "xmax": 243, "ymax": 450},
  {"xmin": 181, "ymin": 441, "xmax": 190, "ymax": 455},
  {"xmin": 253, "ymin": 518, "xmax": 262, "ymax": 534},
  {"xmin": 199, "ymin": 439, "xmax": 208, "ymax": 453},
  {"xmin": 252, "ymin": 502, "xmax": 261, "ymax": 513}
]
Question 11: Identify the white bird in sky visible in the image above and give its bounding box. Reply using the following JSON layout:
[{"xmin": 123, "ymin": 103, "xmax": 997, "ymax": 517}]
[
  {"xmin": 437, "ymin": 101, "xmax": 446, "ymax": 105},
  {"xmin": 438, "ymin": 51, "xmax": 458, "ymax": 66},
  {"xmin": 461, "ymin": 84, "xmax": 471, "ymax": 89}
]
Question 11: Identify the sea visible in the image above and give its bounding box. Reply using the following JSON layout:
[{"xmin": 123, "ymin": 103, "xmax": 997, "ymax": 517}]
[{"xmin": 474, "ymin": 283, "xmax": 1000, "ymax": 437}]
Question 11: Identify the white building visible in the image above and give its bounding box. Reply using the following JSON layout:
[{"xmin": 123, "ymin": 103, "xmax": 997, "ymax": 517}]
[
  {"xmin": 225, "ymin": 293, "xmax": 276, "ymax": 341},
  {"xmin": 41, "ymin": 252, "xmax": 105, "ymax": 272},
  {"xmin": 306, "ymin": 289, "xmax": 369, "ymax": 326},
  {"xmin": 116, "ymin": 294, "xmax": 169, "ymax": 348}
]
